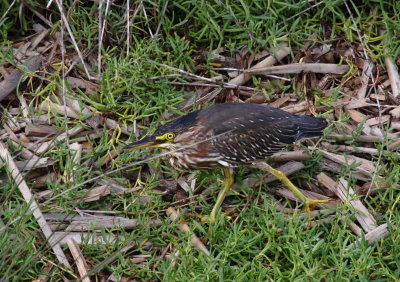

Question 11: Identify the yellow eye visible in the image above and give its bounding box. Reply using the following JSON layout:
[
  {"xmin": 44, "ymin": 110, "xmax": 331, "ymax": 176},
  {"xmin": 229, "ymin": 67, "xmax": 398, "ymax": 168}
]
[
  {"xmin": 155, "ymin": 132, "xmax": 175, "ymax": 141},
  {"xmin": 166, "ymin": 133, "xmax": 175, "ymax": 140}
]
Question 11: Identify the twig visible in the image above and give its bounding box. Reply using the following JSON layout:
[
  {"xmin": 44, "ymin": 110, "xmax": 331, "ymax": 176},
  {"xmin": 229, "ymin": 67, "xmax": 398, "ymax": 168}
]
[
  {"xmin": 16, "ymin": 94, "xmax": 31, "ymax": 123},
  {"xmin": 0, "ymin": 0, "xmax": 17, "ymax": 23},
  {"xmin": 380, "ymin": 28, "xmax": 400, "ymax": 99},
  {"xmin": 3, "ymin": 125, "xmax": 39, "ymax": 159},
  {"xmin": 365, "ymin": 115, "xmax": 391, "ymax": 127},
  {"xmin": 320, "ymin": 142, "xmax": 379, "ymax": 156},
  {"xmin": 274, "ymin": 185, "xmax": 332, "ymax": 203},
  {"xmin": 267, "ymin": 95, "xmax": 290, "ymax": 108},
  {"xmin": 166, "ymin": 207, "xmax": 210, "ymax": 256},
  {"xmin": 343, "ymin": 0, "xmax": 384, "ymax": 201},
  {"xmin": 98, "ymin": 0, "xmax": 111, "ymax": 77},
  {"xmin": 126, "ymin": 0, "xmax": 130, "ymax": 55},
  {"xmin": 341, "ymin": 216, "xmax": 362, "ymax": 237},
  {"xmin": 384, "ymin": 56, "xmax": 400, "ymax": 99},
  {"xmin": 347, "ymin": 223, "xmax": 394, "ymax": 249},
  {"xmin": 164, "ymin": 81, "xmax": 258, "ymax": 91},
  {"xmin": 388, "ymin": 139, "xmax": 400, "ymax": 150},
  {"xmin": 154, "ymin": 0, "xmax": 168, "ymax": 36},
  {"xmin": 327, "ymin": 133, "xmax": 388, "ymax": 143},
  {"xmin": 141, "ymin": 1, "xmax": 154, "ymax": 38},
  {"xmin": 30, "ymin": 28, "xmax": 50, "ymax": 50},
  {"xmin": 105, "ymin": 117, "xmax": 134, "ymax": 136},
  {"xmin": 283, "ymin": 0, "xmax": 325, "ymax": 23},
  {"xmin": 245, "ymin": 63, "xmax": 349, "ymax": 75},
  {"xmin": 317, "ymin": 173, "xmax": 377, "ymax": 232},
  {"xmin": 67, "ymin": 238, "xmax": 91, "ymax": 282},
  {"xmin": 0, "ymin": 142, "xmax": 70, "ymax": 267},
  {"xmin": 125, "ymin": 1, "xmax": 142, "ymax": 56},
  {"xmin": 63, "ymin": 143, "xmax": 82, "ymax": 183},
  {"xmin": 41, "ymin": 100, "xmax": 80, "ymax": 119},
  {"xmin": 81, "ymin": 185, "xmax": 111, "ymax": 202},
  {"xmin": 319, "ymin": 150, "xmax": 376, "ymax": 177},
  {"xmin": 281, "ymin": 101, "xmax": 308, "ymax": 113},
  {"xmin": 270, "ymin": 150, "xmax": 310, "ymax": 162},
  {"xmin": 64, "ymin": 217, "xmax": 162, "ymax": 232},
  {"xmin": 0, "ymin": 56, "xmax": 43, "ymax": 102},
  {"xmin": 35, "ymin": 125, "xmax": 84, "ymax": 154},
  {"xmin": 15, "ymin": 157, "xmax": 54, "ymax": 171},
  {"xmin": 25, "ymin": 6, "xmax": 50, "ymax": 28},
  {"xmin": 55, "ymin": 0, "xmax": 94, "ymax": 80},
  {"xmin": 150, "ymin": 61, "xmax": 245, "ymax": 89},
  {"xmin": 356, "ymin": 60, "xmax": 374, "ymax": 99},
  {"xmin": 229, "ymin": 44, "xmax": 291, "ymax": 88}
]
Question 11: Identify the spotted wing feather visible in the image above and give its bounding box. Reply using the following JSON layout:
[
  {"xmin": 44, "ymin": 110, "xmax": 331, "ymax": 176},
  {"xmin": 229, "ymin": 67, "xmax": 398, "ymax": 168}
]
[
  {"xmin": 212, "ymin": 120, "xmax": 297, "ymax": 164},
  {"xmin": 199, "ymin": 103, "xmax": 326, "ymax": 165}
]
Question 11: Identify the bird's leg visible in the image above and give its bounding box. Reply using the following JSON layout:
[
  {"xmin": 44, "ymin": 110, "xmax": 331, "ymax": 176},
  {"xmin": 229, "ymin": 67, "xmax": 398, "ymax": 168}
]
[
  {"xmin": 203, "ymin": 167, "xmax": 234, "ymax": 224},
  {"xmin": 256, "ymin": 162, "xmax": 328, "ymax": 212}
]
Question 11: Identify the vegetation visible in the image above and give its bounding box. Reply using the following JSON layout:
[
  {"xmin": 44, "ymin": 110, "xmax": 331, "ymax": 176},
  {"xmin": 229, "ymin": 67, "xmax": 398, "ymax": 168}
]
[{"xmin": 0, "ymin": 0, "xmax": 399, "ymax": 280}]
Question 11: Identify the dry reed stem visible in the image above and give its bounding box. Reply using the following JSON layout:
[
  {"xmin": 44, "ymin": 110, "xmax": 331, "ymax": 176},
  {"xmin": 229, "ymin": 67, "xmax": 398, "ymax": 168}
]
[{"xmin": 0, "ymin": 142, "xmax": 70, "ymax": 267}]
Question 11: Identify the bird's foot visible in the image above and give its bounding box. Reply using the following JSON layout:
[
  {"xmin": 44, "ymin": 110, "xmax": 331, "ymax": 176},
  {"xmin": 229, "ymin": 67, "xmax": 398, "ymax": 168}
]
[
  {"xmin": 201, "ymin": 214, "xmax": 216, "ymax": 224},
  {"xmin": 302, "ymin": 198, "xmax": 329, "ymax": 213}
]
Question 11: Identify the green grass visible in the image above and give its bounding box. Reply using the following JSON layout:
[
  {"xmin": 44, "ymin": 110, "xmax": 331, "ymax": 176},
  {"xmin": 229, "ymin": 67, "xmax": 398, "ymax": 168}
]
[{"xmin": 0, "ymin": 0, "xmax": 400, "ymax": 280}]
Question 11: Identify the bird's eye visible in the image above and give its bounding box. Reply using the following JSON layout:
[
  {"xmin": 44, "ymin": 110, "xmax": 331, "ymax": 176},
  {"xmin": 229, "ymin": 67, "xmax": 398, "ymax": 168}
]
[{"xmin": 166, "ymin": 133, "xmax": 175, "ymax": 140}]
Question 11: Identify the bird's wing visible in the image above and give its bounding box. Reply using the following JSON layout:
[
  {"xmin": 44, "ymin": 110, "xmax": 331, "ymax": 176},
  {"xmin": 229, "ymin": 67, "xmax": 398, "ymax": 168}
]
[{"xmin": 211, "ymin": 113, "xmax": 301, "ymax": 163}]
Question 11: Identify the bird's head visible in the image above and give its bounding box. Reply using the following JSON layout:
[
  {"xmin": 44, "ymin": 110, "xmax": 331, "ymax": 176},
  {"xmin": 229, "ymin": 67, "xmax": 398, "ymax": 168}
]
[{"xmin": 123, "ymin": 110, "xmax": 199, "ymax": 151}]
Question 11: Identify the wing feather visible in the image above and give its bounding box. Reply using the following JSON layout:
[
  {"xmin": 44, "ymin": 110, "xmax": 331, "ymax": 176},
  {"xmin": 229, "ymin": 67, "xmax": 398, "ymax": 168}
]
[{"xmin": 199, "ymin": 103, "xmax": 325, "ymax": 165}]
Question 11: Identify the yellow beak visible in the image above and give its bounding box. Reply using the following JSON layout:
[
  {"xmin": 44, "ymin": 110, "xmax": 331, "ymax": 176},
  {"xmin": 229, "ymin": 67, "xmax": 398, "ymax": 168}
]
[{"xmin": 123, "ymin": 136, "xmax": 163, "ymax": 150}]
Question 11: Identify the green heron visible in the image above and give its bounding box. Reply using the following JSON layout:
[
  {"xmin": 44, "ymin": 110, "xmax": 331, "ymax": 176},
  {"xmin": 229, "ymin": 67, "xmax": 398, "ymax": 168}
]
[{"xmin": 125, "ymin": 103, "xmax": 328, "ymax": 223}]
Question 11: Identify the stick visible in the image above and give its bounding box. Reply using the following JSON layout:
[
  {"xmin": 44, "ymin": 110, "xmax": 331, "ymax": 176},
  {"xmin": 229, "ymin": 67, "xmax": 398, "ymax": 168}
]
[
  {"xmin": 0, "ymin": 56, "xmax": 43, "ymax": 102},
  {"xmin": 15, "ymin": 157, "xmax": 54, "ymax": 171},
  {"xmin": 319, "ymin": 150, "xmax": 376, "ymax": 177},
  {"xmin": 245, "ymin": 63, "xmax": 349, "ymax": 75},
  {"xmin": 65, "ymin": 217, "xmax": 162, "ymax": 231},
  {"xmin": 357, "ymin": 60, "xmax": 374, "ymax": 99},
  {"xmin": 347, "ymin": 223, "xmax": 394, "ymax": 249},
  {"xmin": 317, "ymin": 173, "xmax": 376, "ymax": 232},
  {"xmin": 0, "ymin": 142, "xmax": 70, "ymax": 267},
  {"xmin": 40, "ymin": 100, "xmax": 80, "ymax": 119},
  {"xmin": 35, "ymin": 125, "xmax": 84, "ymax": 154},
  {"xmin": 229, "ymin": 45, "xmax": 291, "ymax": 87},
  {"xmin": 63, "ymin": 142, "xmax": 82, "ymax": 183},
  {"xmin": 67, "ymin": 238, "xmax": 91, "ymax": 282},
  {"xmin": 341, "ymin": 216, "xmax": 362, "ymax": 237},
  {"xmin": 55, "ymin": 0, "xmax": 94, "ymax": 80},
  {"xmin": 166, "ymin": 207, "xmax": 210, "ymax": 256},
  {"xmin": 274, "ymin": 186, "xmax": 332, "ymax": 202},
  {"xmin": 320, "ymin": 142, "xmax": 379, "ymax": 156},
  {"xmin": 388, "ymin": 139, "xmax": 400, "ymax": 150},
  {"xmin": 327, "ymin": 133, "xmax": 385, "ymax": 143},
  {"xmin": 380, "ymin": 28, "xmax": 400, "ymax": 99},
  {"xmin": 49, "ymin": 231, "xmax": 121, "ymax": 246}
]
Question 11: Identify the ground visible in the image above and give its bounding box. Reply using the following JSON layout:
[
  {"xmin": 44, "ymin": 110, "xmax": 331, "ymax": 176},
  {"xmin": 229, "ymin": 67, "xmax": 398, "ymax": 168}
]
[{"xmin": 0, "ymin": 0, "xmax": 400, "ymax": 281}]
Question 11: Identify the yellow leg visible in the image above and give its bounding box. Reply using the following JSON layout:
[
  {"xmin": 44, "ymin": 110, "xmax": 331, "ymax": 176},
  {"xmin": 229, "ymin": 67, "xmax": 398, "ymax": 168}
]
[
  {"xmin": 261, "ymin": 163, "xmax": 328, "ymax": 212},
  {"xmin": 202, "ymin": 167, "xmax": 234, "ymax": 224}
]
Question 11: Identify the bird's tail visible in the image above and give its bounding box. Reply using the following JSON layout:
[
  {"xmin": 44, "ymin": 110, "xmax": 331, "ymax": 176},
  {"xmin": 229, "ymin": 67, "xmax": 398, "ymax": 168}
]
[{"xmin": 294, "ymin": 115, "xmax": 327, "ymax": 141}]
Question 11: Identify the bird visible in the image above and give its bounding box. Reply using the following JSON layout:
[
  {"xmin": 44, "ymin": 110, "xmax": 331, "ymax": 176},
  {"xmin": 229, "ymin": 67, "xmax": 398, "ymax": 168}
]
[{"xmin": 124, "ymin": 103, "xmax": 328, "ymax": 223}]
